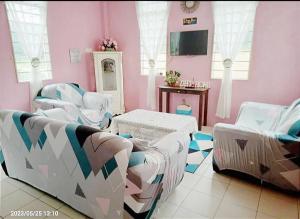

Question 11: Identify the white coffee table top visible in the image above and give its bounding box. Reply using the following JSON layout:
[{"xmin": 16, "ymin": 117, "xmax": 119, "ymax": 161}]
[{"xmin": 111, "ymin": 109, "xmax": 198, "ymax": 141}]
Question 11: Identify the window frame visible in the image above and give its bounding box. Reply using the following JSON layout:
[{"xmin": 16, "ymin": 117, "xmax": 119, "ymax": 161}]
[
  {"xmin": 139, "ymin": 3, "xmax": 168, "ymax": 76},
  {"xmin": 5, "ymin": 1, "xmax": 52, "ymax": 83},
  {"xmin": 211, "ymin": 25, "xmax": 255, "ymax": 81}
]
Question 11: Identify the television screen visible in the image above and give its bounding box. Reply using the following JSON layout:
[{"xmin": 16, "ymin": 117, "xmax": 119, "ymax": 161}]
[{"xmin": 170, "ymin": 30, "xmax": 208, "ymax": 56}]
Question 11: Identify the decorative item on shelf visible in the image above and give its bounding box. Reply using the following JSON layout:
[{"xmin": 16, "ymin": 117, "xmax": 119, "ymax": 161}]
[
  {"xmin": 191, "ymin": 77, "xmax": 196, "ymax": 88},
  {"xmin": 180, "ymin": 1, "xmax": 200, "ymax": 14},
  {"xmin": 195, "ymin": 81, "xmax": 210, "ymax": 89},
  {"xmin": 183, "ymin": 17, "xmax": 197, "ymax": 25},
  {"xmin": 165, "ymin": 70, "xmax": 181, "ymax": 87},
  {"xmin": 180, "ymin": 77, "xmax": 195, "ymax": 88},
  {"xmin": 176, "ymin": 99, "xmax": 192, "ymax": 116},
  {"xmin": 99, "ymin": 38, "xmax": 118, "ymax": 51},
  {"xmin": 180, "ymin": 79, "xmax": 210, "ymax": 89},
  {"xmin": 180, "ymin": 80, "xmax": 191, "ymax": 88}
]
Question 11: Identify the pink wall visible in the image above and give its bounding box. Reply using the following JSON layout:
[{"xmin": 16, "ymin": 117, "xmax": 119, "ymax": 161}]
[
  {"xmin": 107, "ymin": 1, "xmax": 300, "ymax": 125},
  {"xmin": 1, "ymin": 1, "xmax": 300, "ymax": 126},
  {"xmin": 0, "ymin": 1, "xmax": 104, "ymax": 111}
]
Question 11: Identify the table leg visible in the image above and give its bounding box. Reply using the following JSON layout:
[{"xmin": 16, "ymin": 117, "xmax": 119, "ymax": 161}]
[
  {"xmin": 166, "ymin": 92, "xmax": 170, "ymax": 113},
  {"xmin": 199, "ymin": 93, "xmax": 203, "ymax": 130},
  {"xmin": 159, "ymin": 89, "xmax": 162, "ymax": 112},
  {"xmin": 204, "ymin": 90, "xmax": 208, "ymax": 126}
]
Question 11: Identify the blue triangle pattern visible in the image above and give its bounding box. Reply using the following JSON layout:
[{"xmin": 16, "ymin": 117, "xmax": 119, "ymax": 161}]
[
  {"xmin": 201, "ymin": 150, "xmax": 210, "ymax": 158},
  {"xmin": 189, "ymin": 140, "xmax": 199, "ymax": 151},
  {"xmin": 185, "ymin": 164, "xmax": 200, "ymax": 173},
  {"xmin": 193, "ymin": 132, "xmax": 213, "ymax": 141},
  {"xmin": 186, "ymin": 132, "xmax": 213, "ymax": 174}
]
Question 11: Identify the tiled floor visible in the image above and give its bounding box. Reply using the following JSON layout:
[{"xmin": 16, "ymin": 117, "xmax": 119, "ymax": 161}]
[{"xmin": 1, "ymin": 127, "xmax": 299, "ymax": 219}]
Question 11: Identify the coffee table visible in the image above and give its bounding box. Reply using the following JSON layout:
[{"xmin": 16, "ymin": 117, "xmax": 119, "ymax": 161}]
[{"xmin": 111, "ymin": 109, "xmax": 198, "ymax": 141}]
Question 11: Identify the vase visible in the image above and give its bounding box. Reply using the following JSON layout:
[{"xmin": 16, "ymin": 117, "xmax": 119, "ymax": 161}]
[
  {"xmin": 167, "ymin": 82, "xmax": 176, "ymax": 87},
  {"xmin": 105, "ymin": 48, "xmax": 115, "ymax": 52}
]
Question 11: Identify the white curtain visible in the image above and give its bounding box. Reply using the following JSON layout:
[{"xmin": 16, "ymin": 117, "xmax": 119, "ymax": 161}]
[
  {"xmin": 136, "ymin": 1, "xmax": 170, "ymax": 110},
  {"xmin": 213, "ymin": 1, "xmax": 258, "ymax": 118},
  {"xmin": 6, "ymin": 1, "xmax": 48, "ymax": 111}
]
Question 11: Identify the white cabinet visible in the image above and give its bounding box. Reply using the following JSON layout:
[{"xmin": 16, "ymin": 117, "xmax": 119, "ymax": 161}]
[{"xmin": 93, "ymin": 51, "xmax": 125, "ymax": 115}]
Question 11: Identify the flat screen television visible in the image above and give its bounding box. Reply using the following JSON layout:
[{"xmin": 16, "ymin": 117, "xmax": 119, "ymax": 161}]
[{"xmin": 170, "ymin": 30, "xmax": 208, "ymax": 56}]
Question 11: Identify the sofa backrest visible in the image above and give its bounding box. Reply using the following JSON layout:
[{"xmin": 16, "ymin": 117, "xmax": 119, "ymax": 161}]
[
  {"xmin": 277, "ymin": 98, "xmax": 300, "ymax": 127},
  {"xmin": 37, "ymin": 83, "xmax": 86, "ymax": 107},
  {"xmin": 276, "ymin": 103, "xmax": 300, "ymax": 138},
  {"xmin": 0, "ymin": 110, "xmax": 133, "ymax": 218}
]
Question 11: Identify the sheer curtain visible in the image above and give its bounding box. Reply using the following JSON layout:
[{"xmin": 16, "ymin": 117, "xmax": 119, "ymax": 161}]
[
  {"xmin": 6, "ymin": 1, "xmax": 48, "ymax": 111},
  {"xmin": 213, "ymin": 1, "xmax": 258, "ymax": 118},
  {"xmin": 136, "ymin": 1, "xmax": 170, "ymax": 110}
]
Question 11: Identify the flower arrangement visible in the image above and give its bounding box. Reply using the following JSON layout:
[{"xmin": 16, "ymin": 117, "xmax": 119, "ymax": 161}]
[
  {"xmin": 165, "ymin": 70, "xmax": 181, "ymax": 87},
  {"xmin": 100, "ymin": 38, "xmax": 118, "ymax": 51}
]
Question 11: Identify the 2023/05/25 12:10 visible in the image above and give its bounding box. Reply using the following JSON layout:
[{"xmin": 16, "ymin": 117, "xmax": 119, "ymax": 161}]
[{"xmin": 10, "ymin": 210, "xmax": 59, "ymax": 217}]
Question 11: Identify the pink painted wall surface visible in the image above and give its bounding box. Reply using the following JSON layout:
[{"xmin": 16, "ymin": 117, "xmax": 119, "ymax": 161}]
[
  {"xmin": 1, "ymin": 1, "xmax": 300, "ymax": 126},
  {"xmin": 0, "ymin": 1, "xmax": 103, "ymax": 111},
  {"xmin": 107, "ymin": 1, "xmax": 300, "ymax": 126},
  {"xmin": 107, "ymin": 1, "xmax": 146, "ymax": 112}
]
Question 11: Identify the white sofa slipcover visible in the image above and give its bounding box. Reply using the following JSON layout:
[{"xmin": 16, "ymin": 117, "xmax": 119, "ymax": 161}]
[{"xmin": 213, "ymin": 99, "xmax": 300, "ymax": 191}]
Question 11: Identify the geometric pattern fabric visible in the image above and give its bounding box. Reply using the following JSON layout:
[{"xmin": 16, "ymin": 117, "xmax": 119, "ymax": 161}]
[
  {"xmin": 0, "ymin": 110, "xmax": 132, "ymax": 218},
  {"xmin": 0, "ymin": 110, "xmax": 191, "ymax": 218},
  {"xmin": 185, "ymin": 132, "xmax": 213, "ymax": 173}
]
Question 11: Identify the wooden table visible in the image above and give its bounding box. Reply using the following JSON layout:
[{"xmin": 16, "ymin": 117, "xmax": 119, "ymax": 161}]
[{"xmin": 158, "ymin": 86, "xmax": 209, "ymax": 130}]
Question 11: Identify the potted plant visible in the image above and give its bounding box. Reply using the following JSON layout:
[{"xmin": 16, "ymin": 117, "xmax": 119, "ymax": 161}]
[
  {"xmin": 165, "ymin": 70, "xmax": 181, "ymax": 87},
  {"xmin": 99, "ymin": 38, "xmax": 118, "ymax": 51}
]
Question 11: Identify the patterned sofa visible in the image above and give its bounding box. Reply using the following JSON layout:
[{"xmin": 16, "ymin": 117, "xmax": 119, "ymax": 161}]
[
  {"xmin": 33, "ymin": 83, "xmax": 112, "ymax": 129},
  {"xmin": 213, "ymin": 99, "xmax": 300, "ymax": 192},
  {"xmin": 0, "ymin": 110, "xmax": 190, "ymax": 218}
]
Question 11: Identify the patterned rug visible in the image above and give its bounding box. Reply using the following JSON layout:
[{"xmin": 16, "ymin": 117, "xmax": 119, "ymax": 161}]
[{"xmin": 185, "ymin": 132, "xmax": 213, "ymax": 173}]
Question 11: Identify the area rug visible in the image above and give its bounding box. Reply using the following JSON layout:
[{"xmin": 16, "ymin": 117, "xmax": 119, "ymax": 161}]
[{"xmin": 185, "ymin": 132, "xmax": 213, "ymax": 174}]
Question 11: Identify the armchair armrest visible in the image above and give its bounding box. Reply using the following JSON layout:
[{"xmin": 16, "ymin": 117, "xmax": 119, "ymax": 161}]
[
  {"xmin": 83, "ymin": 92, "xmax": 112, "ymax": 113},
  {"xmin": 214, "ymin": 122, "xmax": 259, "ymax": 133},
  {"xmin": 152, "ymin": 131, "xmax": 190, "ymax": 199},
  {"xmin": 152, "ymin": 131, "xmax": 190, "ymax": 155},
  {"xmin": 213, "ymin": 123, "xmax": 270, "ymax": 176},
  {"xmin": 213, "ymin": 123, "xmax": 267, "ymax": 152},
  {"xmin": 126, "ymin": 131, "xmax": 190, "ymax": 202}
]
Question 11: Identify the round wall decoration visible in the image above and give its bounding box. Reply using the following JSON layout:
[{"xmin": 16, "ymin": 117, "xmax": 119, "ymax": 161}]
[{"xmin": 180, "ymin": 1, "xmax": 200, "ymax": 13}]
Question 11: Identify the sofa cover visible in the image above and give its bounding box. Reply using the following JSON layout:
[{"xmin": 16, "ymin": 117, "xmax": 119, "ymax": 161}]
[
  {"xmin": 33, "ymin": 83, "xmax": 112, "ymax": 129},
  {"xmin": 0, "ymin": 110, "xmax": 132, "ymax": 218},
  {"xmin": 123, "ymin": 131, "xmax": 190, "ymax": 218},
  {"xmin": 0, "ymin": 110, "xmax": 190, "ymax": 218},
  {"xmin": 213, "ymin": 99, "xmax": 300, "ymax": 192}
]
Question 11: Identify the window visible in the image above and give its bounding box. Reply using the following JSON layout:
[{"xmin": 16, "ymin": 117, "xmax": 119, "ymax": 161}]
[
  {"xmin": 140, "ymin": 44, "xmax": 167, "ymax": 76},
  {"xmin": 139, "ymin": 5, "xmax": 167, "ymax": 76},
  {"xmin": 5, "ymin": 1, "xmax": 52, "ymax": 82},
  {"xmin": 211, "ymin": 21, "xmax": 255, "ymax": 80}
]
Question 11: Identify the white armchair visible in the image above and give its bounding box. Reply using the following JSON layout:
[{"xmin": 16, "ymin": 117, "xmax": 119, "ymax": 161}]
[
  {"xmin": 33, "ymin": 83, "xmax": 112, "ymax": 129},
  {"xmin": 213, "ymin": 99, "xmax": 300, "ymax": 191}
]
